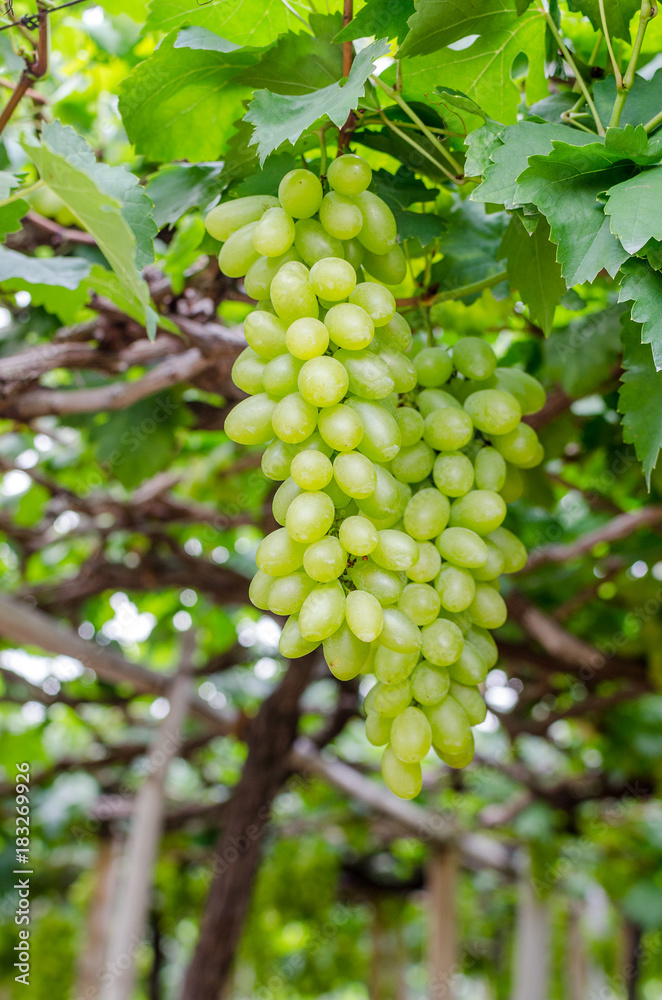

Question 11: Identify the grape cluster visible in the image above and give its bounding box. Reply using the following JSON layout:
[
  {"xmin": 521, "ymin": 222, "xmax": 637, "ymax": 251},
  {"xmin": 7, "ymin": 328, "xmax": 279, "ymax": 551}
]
[{"xmin": 207, "ymin": 153, "xmax": 546, "ymax": 800}]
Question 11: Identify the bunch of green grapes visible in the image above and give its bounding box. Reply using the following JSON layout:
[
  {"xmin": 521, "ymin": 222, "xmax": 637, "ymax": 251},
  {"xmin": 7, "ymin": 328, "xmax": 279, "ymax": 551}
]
[{"xmin": 207, "ymin": 153, "xmax": 546, "ymax": 800}]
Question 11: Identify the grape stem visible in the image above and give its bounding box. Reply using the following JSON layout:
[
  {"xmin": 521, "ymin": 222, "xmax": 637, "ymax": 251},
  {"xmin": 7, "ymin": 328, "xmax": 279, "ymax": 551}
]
[
  {"xmin": 610, "ymin": 0, "xmax": 655, "ymax": 128},
  {"xmin": 376, "ymin": 106, "xmax": 460, "ymax": 184},
  {"xmin": 598, "ymin": 0, "xmax": 622, "ymax": 88},
  {"xmin": 317, "ymin": 127, "xmax": 328, "ymax": 187},
  {"xmin": 396, "ymin": 269, "xmax": 508, "ymax": 309},
  {"xmin": 538, "ymin": 4, "xmax": 605, "ymax": 136},
  {"xmin": 0, "ymin": 178, "xmax": 43, "ymax": 206}
]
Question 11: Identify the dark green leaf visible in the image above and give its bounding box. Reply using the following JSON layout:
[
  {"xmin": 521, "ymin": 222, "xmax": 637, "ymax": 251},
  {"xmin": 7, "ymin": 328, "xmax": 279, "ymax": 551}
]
[
  {"xmin": 594, "ymin": 70, "xmax": 662, "ymax": 131},
  {"xmin": 499, "ymin": 214, "xmax": 564, "ymax": 334},
  {"xmin": 516, "ymin": 141, "xmax": 633, "ymax": 286},
  {"xmin": 144, "ymin": 0, "xmax": 305, "ymax": 44},
  {"xmin": 90, "ymin": 391, "xmax": 182, "ymax": 490},
  {"xmin": 245, "ymin": 39, "xmax": 389, "ymax": 165},
  {"xmin": 545, "ymin": 307, "xmax": 622, "ymax": 396},
  {"xmin": 604, "ymin": 167, "xmax": 662, "ymax": 253},
  {"xmin": 619, "ymin": 318, "xmax": 662, "ymax": 484},
  {"xmin": 146, "ymin": 162, "xmax": 225, "ymax": 229},
  {"xmin": 370, "ymin": 167, "xmax": 442, "ymax": 249},
  {"xmin": 358, "ymin": 128, "xmax": 455, "ymax": 184},
  {"xmin": 0, "ymin": 245, "xmax": 91, "ymax": 288},
  {"xmin": 431, "ymin": 200, "xmax": 508, "ymax": 301},
  {"xmin": 618, "ymin": 257, "xmax": 662, "ymax": 368},
  {"xmin": 235, "ymin": 15, "xmax": 342, "ymax": 95},
  {"xmin": 398, "ymin": 0, "xmax": 519, "ymax": 58},
  {"xmin": 604, "ymin": 123, "xmax": 651, "ymax": 161},
  {"xmin": 433, "ymin": 86, "xmax": 486, "ymax": 121},
  {"xmin": 0, "ymin": 198, "xmax": 27, "ymax": 239},
  {"xmin": 567, "ymin": 0, "xmax": 640, "ymax": 41},
  {"xmin": 335, "ymin": 0, "xmax": 415, "ymax": 43},
  {"xmin": 464, "ymin": 121, "xmax": 503, "ymax": 177},
  {"xmin": 528, "ymin": 93, "xmax": 577, "ymax": 124}
]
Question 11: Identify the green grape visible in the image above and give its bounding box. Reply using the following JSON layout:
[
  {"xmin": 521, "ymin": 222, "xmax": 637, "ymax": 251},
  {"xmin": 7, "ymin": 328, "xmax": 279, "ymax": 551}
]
[
  {"xmin": 355, "ymin": 465, "xmax": 401, "ymax": 519},
  {"xmin": 319, "ymin": 191, "xmax": 363, "ymax": 240},
  {"xmin": 363, "ymin": 681, "xmax": 380, "ymax": 715},
  {"xmin": 362, "ymin": 243, "xmax": 407, "ymax": 285},
  {"xmin": 338, "ymin": 515, "xmax": 378, "ymax": 556},
  {"xmin": 294, "ymin": 218, "xmax": 345, "ymax": 265},
  {"xmin": 335, "ymin": 350, "xmax": 394, "ymax": 399},
  {"xmin": 474, "ymin": 447, "xmax": 507, "ymax": 491},
  {"xmin": 249, "ymin": 569, "xmax": 274, "ymax": 611},
  {"xmin": 411, "ymin": 661, "xmax": 450, "ymax": 706},
  {"xmin": 448, "ymin": 490, "xmax": 507, "ymax": 536},
  {"xmin": 218, "ymin": 221, "xmax": 261, "ymax": 278},
  {"xmin": 469, "ymin": 583, "xmax": 508, "ymax": 629},
  {"xmin": 414, "ymin": 347, "xmax": 453, "ymax": 387},
  {"xmin": 366, "ymin": 712, "xmax": 393, "ymax": 746},
  {"xmin": 279, "ymin": 614, "xmax": 320, "ymax": 657},
  {"xmin": 243, "ymin": 310, "xmax": 288, "ymax": 359},
  {"xmin": 466, "ymin": 626, "xmax": 498, "ymax": 669},
  {"xmin": 403, "ymin": 488, "xmax": 450, "ymax": 541},
  {"xmin": 390, "ymin": 706, "xmax": 432, "ymax": 763},
  {"xmin": 491, "ymin": 423, "xmax": 540, "ymax": 466},
  {"xmin": 425, "ymin": 697, "xmax": 473, "ymax": 760},
  {"xmin": 398, "ymin": 582, "xmax": 441, "ymax": 626},
  {"xmin": 245, "ymin": 248, "xmax": 301, "ymax": 300},
  {"xmin": 290, "ymin": 451, "xmax": 334, "ymax": 491},
  {"xmin": 225, "ymin": 393, "xmax": 276, "ymax": 445},
  {"xmin": 452, "ymin": 337, "xmax": 497, "ymax": 381},
  {"xmin": 349, "ymin": 282, "xmax": 396, "ymax": 327},
  {"xmin": 464, "ymin": 389, "xmax": 521, "ymax": 435},
  {"xmin": 333, "ymin": 451, "xmax": 377, "ymax": 499},
  {"xmin": 374, "ymin": 680, "xmax": 412, "ymax": 717},
  {"xmin": 298, "ymin": 356, "xmax": 349, "ymax": 407},
  {"xmin": 354, "ymin": 191, "xmax": 397, "ymax": 253},
  {"xmin": 346, "ymin": 399, "xmax": 401, "ymax": 462},
  {"xmin": 272, "ymin": 477, "xmax": 303, "ymax": 525},
  {"xmin": 390, "ymin": 440, "xmax": 435, "ymax": 483},
  {"xmin": 232, "ymin": 347, "xmax": 267, "ymax": 395},
  {"xmin": 435, "ymin": 564, "xmax": 476, "ymax": 613},
  {"xmin": 270, "ymin": 261, "xmax": 319, "ymax": 324},
  {"xmin": 517, "ymin": 442, "xmax": 544, "ymax": 469},
  {"xmin": 350, "ymin": 560, "xmax": 404, "ymax": 606},
  {"xmin": 379, "ymin": 607, "xmax": 422, "ymax": 654},
  {"xmin": 285, "ymin": 490, "xmax": 335, "ymax": 543},
  {"xmin": 376, "ymin": 347, "xmax": 418, "ymax": 393},
  {"xmin": 472, "ymin": 540, "xmax": 505, "ymax": 582},
  {"xmin": 272, "ymin": 392, "xmax": 318, "ymax": 443},
  {"xmin": 256, "ymin": 527, "xmax": 307, "ymax": 576},
  {"xmin": 309, "ymin": 256, "xmax": 357, "ymax": 301},
  {"xmin": 371, "ymin": 530, "xmax": 420, "ymax": 572},
  {"xmin": 407, "ymin": 542, "xmax": 442, "ymax": 583},
  {"xmin": 417, "ymin": 388, "xmax": 462, "ymax": 418},
  {"xmin": 262, "ymin": 438, "xmax": 298, "ymax": 481},
  {"xmin": 449, "ymin": 681, "xmax": 487, "ymax": 726},
  {"xmin": 325, "ymin": 303, "xmax": 375, "ymax": 350},
  {"xmin": 447, "ymin": 641, "xmax": 488, "ymax": 685},
  {"xmin": 278, "ymin": 169, "xmax": 323, "ymax": 219},
  {"xmin": 421, "ymin": 618, "xmax": 464, "ymax": 667},
  {"xmin": 438, "ymin": 609, "xmax": 473, "ymax": 634},
  {"xmin": 494, "ymin": 366, "xmax": 546, "ymax": 414},
  {"xmin": 327, "ymin": 153, "xmax": 372, "ymax": 196},
  {"xmin": 285, "ymin": 317, "xmax": 329, "ymax": 360},
  {"xmin": 267, "ymin": 571, "xmax": 316, "ymax": 616},
  {"xmin": 489, "ymin": 526, "xmax": 528, "ymax": 573},
  {"xmin": 253, "ymin": 206, "xmax": 296, "ymax": 257},
  {"xmin": 299, "ymin": 582, "xmax": 346, "ymax": 641},
  {"xmin": 423, "ymin": 407, "xmax": 474, "ymax": 451},
  {"xmin": 262, "ymin": 352, "xmax": 303, "ymax": 398},
  {"xmin": 433, "ymin": 451, "xmax": 475, "ymax": 497},
  {"xmin": 500, "ymin": 463, "xmax": 524, "ymax": 503},
  {"xmin": 323, "ymin": 622, "xmax": 370, "ymax": 680},
  {"xmin": 374, "ymin": 646, "xmax": 419, "ymax": 684},
  {"xmin": 381, "ymin": 746, "xmax": 422, "ymax": 799},
  {"xmin": 436, "ymin": 527, "xmax": 488, "ymax": 569},
  {"xmin": 318, "ymin": 403, "xmax": 364, "ymax": 452},
  {"xmin": 395, "ymin": 406, "xmax": 424, "ymax": 447},
  {"xmin": 435, "ymin": 738, "xmax": 475, "ymax": 770},
  {"xmin": 377, "ymin": 312, "xmax": 412, "ymax": 351},
  {"xmin": 205, "ymin": 194, "xmax": 279, "ymax": 242},
  {"xmin": 325, "ymin": 480, "xmax": 354, "ymax": 510},
  {"xmin": 346, "ymin": 588, "xmax": 384, "ymax": 641},
  {"xmin": 343, "ymin": 237, "xmax": 364, "ymax": 271}
]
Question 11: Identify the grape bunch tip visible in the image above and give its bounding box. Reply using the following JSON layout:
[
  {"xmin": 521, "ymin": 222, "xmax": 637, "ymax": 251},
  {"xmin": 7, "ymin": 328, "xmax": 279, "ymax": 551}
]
[{"xmin": 207, "ymin": 152, "xmax": 546, "ymax": 801}]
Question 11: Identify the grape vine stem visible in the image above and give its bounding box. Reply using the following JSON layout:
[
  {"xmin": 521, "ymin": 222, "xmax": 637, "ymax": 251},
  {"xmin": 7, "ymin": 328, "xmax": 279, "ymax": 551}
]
[
  {"xmin": 538, "ymin": 4, "xmax": 605, "ymax": 136},
  {"xmin": 609, "ymin": 0, "xmax": 654, "ymax": 128},
  {"xmin": 396, "ymin": 269, "xmax": 508, "ymax": 310}
]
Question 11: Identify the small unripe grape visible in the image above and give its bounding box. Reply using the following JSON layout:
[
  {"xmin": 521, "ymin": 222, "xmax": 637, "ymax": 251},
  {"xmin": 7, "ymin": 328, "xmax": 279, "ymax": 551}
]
[
  {"xmin": 448, "ymin": 490, "xmax": 507, "ymax": 536},
  {"xmin": 347, "ymin": 399, "xmax": 400, "ymax": 462},
  {"xmin": 424, "ymin": 408, "xmax": 474, "ymax": 451},
  {"xmin": 452, "ymin": 337, "xmax": 497, "ymax": 381},
  {"xmin": 338, "ymin": 514, "xmax": 378, "ymax": 556},
  {"xmin": 421, "ymin": 618, "xmax": 464, "ymax": 667},
  {"xmin": 379, "ymin": 607, "xmax": 422, "ymax": 654},
  {"xmin": 243, "ymin": 311, "xmax": 288, "ymax": 359},
  {"xmin": 319, "ymin": 190, "xmax": 363, "ymax": 240},
  {"xmin": 285, "ymin": 490, "xmax": 335, "ymax": 543},
  {"xmin": 256, "ymin": 527, "xmax": 307, "ymax": 576},
  {"xmin": 346, "ymin": 589, "xmax": 383, "ymax": 641},
  {"xmin": 298, "ymin": 356, "xmax": 349, "ymax": 407},
  {"xmin": 249, "ymin": 569, "xmax": 274, "ymax": 611},
  {"xmin": 303, "ymin": 535, "xmax": 347, "ymax": 583},
  {"xmin": 272, "ymin": 392, "xmax": 318, "ymax": 443},
  {"xmin": 253, "ymin": 206, "xmax": 296, "ymax": 257},
  {"xmin": 449, "ymin": 681, "xmax": 487, "ymax": 726},
  {"xmin": 349, "ymin": 282, "xmax": 396, "ymax": 327},
  {"xmin": 390, "ymin": 440, "xmax": 435, "ymax": 483},
  {"xmin": 447, "ymin": 641, "xmax": 488, "ymax": 685},
  {"xmin": 407, "ymin": 541, "xmax": 442, "ymax": 583},
  {"xmin": 403, "ymin": 488, "xmax": 450, "ymax": 540},
  {"xmin": 286, "ymin": 317, "xmax": 329, "ymax": 360},
  {"xmin": 299, "ymin": 582, "xmax": 346, "ymax": 641},
  {"xmin": 294, "ymin": 218, "xmax": 344, "ymax": 265},
  {"xmin": 425, "ymin": 697, "xmax": 473, "ymax": 760},
  {"xmin": 272, "ymin": 477, "xmax": 303, "ymax": 525},
  {"xmin": 232, "ymin": 347, "xmax": 266, "ymax": 395},
  {"xmin": 309, "ymin": 256, "xmax": 357, "ymax": 300},
  {"xmin": 279, "ymin": 614, "xmax": 320, "ymax": 657},
  {"xmin": 414, "ymin": 347, "xmax": 453, "ymax": 387},
  {"xmin": 354, "ymin": 191, "xmax": 397, "ymax": 253},
  {"xmin": 366, "ymin": 712, "xmax": 393, "ymax": 746},
  {"xmin": 466, "ymin": 626, "xmax": 498, "ymax": 668},
  {"xmin": 489, "ymin": 526, "xmax": 528, "ymax": 573},
  {"xmin": 324, "ymin": 622, "xmax": 370, "ymax": 680},
  {"xmin": 372, "ymin": 530, "xmax": 420, "ymax": 572},
  {"xmin": 262, "ymin": 353, "xmax": 303, "ymax": 398},
  {"xmin": 374, "ymin": 646, "xmax": 419, "ymax": 684},
  {"xmin": 382, "ymin": 746, "xmax": 422, "ymax": 799},
  {"xmin": 472, "ymin": 540, "xmax": 505, "ymax": 581},
  {"xmin": 390, "ymin": 706, "xmax": 432, "ymax": 763},
  {"xmin": 245, "ymin": 248, "xmax": 301, "ymax": 300},
  {"xmin": 474, "ymin": 447, "xmax": 507, "ymax": 491},
  {"xmin": 325, "ymin": 303, "xmax": 374, "ymax": 350},
  {"xmin": 395, "ymin": 406, "xmax": 424, "ymax": 447},
  {"xmin": 398, "ymin": 582, "xmax": 441, "ymax": 626},
  {"xmin": 327, "ymin": 153, "xmax": 372, "ymax": 196},
  {"xmin": 468, "ymin": 583, "xmax": 508, "ymax": 629},
  {"xmin": 206, "ymin": 194, "xmax": 279, "ymax": 242},
  {"xmin": 374, "ymin": 680, "xmax": 412, "ymax": 717},
  {"xmin": 262, "ymin": 438, "xmax": 297, "ymax": 481},
  {"xmin": 436, "ymin": 527, "xmax": 488, "ymax": 569},
  {"xmin": 278, "ymin": 169, "xmax": 323, "ymax": 218},
  {"xmin": 218, "ymin": 220, "xmax": 261, "ymax": 277},
  {"xmin": 267, "ymin": 571, "xmax": 316, "ymax": 616},
  {"xmin": 432, "ymin": 451, "xmax": 474, "ymax": 497},
  {"xmin": 270, "ymin": 261, "xmax": 319, "ymax": 324},
  {"xmin": 318, "ymin": 403, "xmax": 363, "ymax": 452},
  {"xmin": 378, "ymin": 312, "xmax": 412, "ymax": 351},
  {"xmin": 350, "ymin": 559, "xmax": 404, "ymax": 605},
  {"xmin": 435, "ymin": 564, "xmax": 476, "ymax": 613},
  {"xmin": 224, "ymin": 393, "xmax": 276, "ymax": 445},
  {"xmin": 417, "ymin": 388, "xmax": 462, "ymax": 418},
  {"xmin": 491, "ymin": 423, "xmax": 540, "ymax": 466},
  {"xmin": 290, "ymin": 450, "xmax": 333, "ymax": 491},
  {"xmin": 343, "ymin": 237, "xmax": 364, "ymax": 270},
  {"xmin": 464, "ymin": 389, "xmax": 521, "ymax": 435},
  {"xmin": 494, "ymin": 366, "xmax": 546, "ymax": 414},
  {"xmin": 362, "ymin": 243, "xmax": 408, "ymax": 285},
  {"xmin": 411, "ymin": 661, "xmax": 450, "ymax": 705}
]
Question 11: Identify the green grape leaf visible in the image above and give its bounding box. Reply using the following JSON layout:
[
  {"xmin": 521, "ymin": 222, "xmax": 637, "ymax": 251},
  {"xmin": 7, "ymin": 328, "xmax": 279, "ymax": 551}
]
[
  {"xmin": 173, "ymin": 27, "xmax": 241, "ymax": 52},
  {"xmin": 118, "ymin": 32, "xmax": 255, "ymax": 162},
  {"xmin": 146, "ymin": 162, "xmax": 225, "ymax": 228},
  {"xmin": 499, "ymin": 214, "xmax": 565, "ymax": 334},
  {"xmin": 618, "ymin": 257, "xmax": 662, "ymax": 368},
  {"xmin": 23, "ymin": 122, "xmax": 155, "ymax": 337},
  {"xmin": 619, "ymin": 319, "xmax": 662, "ymax": 485},
  {"xmin": 567, "ymin": 0, "xmax": 640, "ymax": 41},
  {"xmin": 604, "ymin": 123, "xmax": 652, "ymax": 162},
  {"xmin": 335, "ymin": 0, "xmax": 415, "ymax": 43},
  {"xmin": 0, "ymin": 244, "xmax": 91, "ymax": 287},
  {"xmin": 0, "ymin": 198, "xmax": 27, "ymax": 239},
  {"xmin": 430, "ymin": 200, "xmax": 508, "ymax": 301},
  {"xmin": 235, "ymin": 14, "xmax": 342, "ymax": 94},
  {"xmin": 90, "ymin": 391, "xmax": 183, "ymax": 490},
  {"xmin": 144, "ymin": 0, "xmax": 307, "ymax": 44},
  {"xmin": 594, "ymin": 70, "xmax": 662, "ymax": 131},
  {"xmin": 544, "ymin": 306, "xmax": 623, "ymax": 396},
  {"xmin": 398, "ymin": 0, "xmax": 521, "ymax": 57},
  {"xmin": 472, "ymin": 121, "xmax": 595, "ymax": 206},
  {"xmin": 370, "ymin": 167, "xmax": 443, "ymax": 248},
  {"xmin": 396, "ymin": 7, "xmax": 547, "ymax": 126},
  {"xmin": 245, "ymin": 38, "xmax": 389, "ymax": 165},
  {"xmin": 604, "ymin": 167, "xmax": 662, "ymax": 253},
  {"xmin": 516, "ymin": 141, "xmax": 633, "ymax": 286},
  {"xmin": 86, "ymin": 265, "xmax": 175, "ymax": 334},
  {"xmin": 0, "ymin": 170, "xmax": 21, "ymax": 198},
  {"xmin": 433, "ymin": 87, "xmax": 486, "ymax": 122},
  {"xmin": 464, "ymin": 121, "xmax": 504, "ymax": 177}
]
